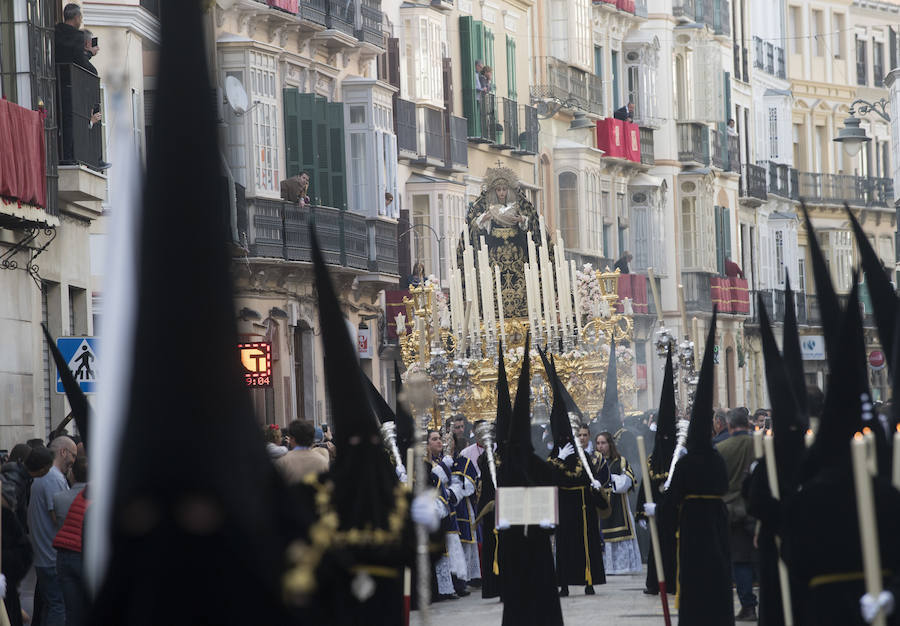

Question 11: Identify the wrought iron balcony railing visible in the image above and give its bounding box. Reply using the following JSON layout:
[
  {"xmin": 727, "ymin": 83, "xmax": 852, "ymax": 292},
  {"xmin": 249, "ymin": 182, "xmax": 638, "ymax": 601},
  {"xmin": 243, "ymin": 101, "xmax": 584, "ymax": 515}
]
[
  {"xmin": 677, "ymin": 122, "xmax": 709, "ymax": 166},
  {"xmin": 796, "ymin": 172, "xmax": 893, "ymax": 207},
  {"xmin": 639, "ymin": 126, "xmax": 654, "ymax": 165},
  {"xmin": 512, "ymin": 104, "xmax": 539, "ymax": 156},
  {"xmin": 530, "ymin": 57, "xmax": 605, "ymax": 117},
  {"xmin": 396, "ymin": 98, "xmax": 417, "ymax": 157},
  {"xmin": 741, "ymin": 163, "xmax": 768, "ymax": 200}
]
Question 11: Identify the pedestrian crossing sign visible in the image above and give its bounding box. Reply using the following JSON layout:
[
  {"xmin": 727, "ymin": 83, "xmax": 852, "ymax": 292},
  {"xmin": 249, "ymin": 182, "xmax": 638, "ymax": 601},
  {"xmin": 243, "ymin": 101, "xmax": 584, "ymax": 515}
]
[{"xmin": 55, "ymin": 337, "xmax": 98, "ymax": 394}]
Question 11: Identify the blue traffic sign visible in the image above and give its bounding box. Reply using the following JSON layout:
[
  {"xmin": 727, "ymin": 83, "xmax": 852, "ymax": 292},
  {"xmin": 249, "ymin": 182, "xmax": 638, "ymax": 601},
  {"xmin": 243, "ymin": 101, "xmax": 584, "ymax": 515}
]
[{"xmin": 55, "ymin": 337, "xmax": 98, "ymax": 394}]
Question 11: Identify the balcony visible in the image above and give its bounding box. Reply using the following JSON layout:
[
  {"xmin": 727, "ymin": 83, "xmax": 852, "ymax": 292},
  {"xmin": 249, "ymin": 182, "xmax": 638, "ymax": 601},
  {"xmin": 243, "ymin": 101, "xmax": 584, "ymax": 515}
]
[
  {"xmin": 396, "ymin": 98, "xmax": 417, "ymax": 158},
  {"xmin": 710, "ymin": 277, "xmax": 750, "ymax": 314},
  {"xmin": 301, "ymin": 0, "xmax": 328, "ymax": 26},
  {"xmin": 748, "ymin": 289, "xmax": 806, "ymax": 324},
  {"xmin": 446, "ymin": 114, "xmax": 468, "ymax": 170},
  {"xmin": 682, "ymin": 271, "xmax": 712, "ymax": 313},
  {"xmin": 796, "ymin": 172, "xmax": 893, "ymax": 207},
  {"xmin": 597, "ymin": 119, "xmax": 643, "ymax": 164},
  {"xmin": 511, "ymin": 104, "xmax": 539, "ymax": 156},
  {"xmin": 488, "ymin": 98, "xmax": 519, "ymax": 150},
  {"xmin": 468, "ymin": 92, "xmax": 501, "ymax": 144},
  {"xmin": 420, "ymin": 106, "xmax": 445, "ymax": 164},
  {"xmin": 614, "ymin": 273, "xmax": 650, "ymax": 314},
  {"xmin": 325, "ymin": 0, "xmax": 355, "ymax": 36},
  {"xmin": 356, "ymin": 0, "xmax": 384, "ymax": 48},
  {"xmin": 741, "ymin": 163, "xmax": 767, "ymax": 201},
  {"xmin": 676, "ymin": 122, "xmax": 709, "ymax": 167},
  {"xmin": 531, "ymin": 57, "xmax": 605, "ymax": 117},
  {"xmin": 57, "ymin": 64, "xmax": 101, "ymax": 172},
  {"xmin": 639, "ymin": 127, "xmax": 654, "ymax": 165},
  {"xmin": 238, "ymin": 197, "xmax": 399, "ymax": 276},
  {"xmin": 710, "ymin": 124, "xmax": 738, "ymax": 171},
  {"xmin": 673, "ymin": 0, "xmax": 730, "ymax": 35},
  {"xmin": 0, "ymin": 99, "xmax": 59, "ymax": 225},
  {"xmin": 753, "ymin": 37, "xmax": 786, "ymax": 79},
  {"xmin": 593, "ymin": 0, "xmax": 644, "ymax": 15}
]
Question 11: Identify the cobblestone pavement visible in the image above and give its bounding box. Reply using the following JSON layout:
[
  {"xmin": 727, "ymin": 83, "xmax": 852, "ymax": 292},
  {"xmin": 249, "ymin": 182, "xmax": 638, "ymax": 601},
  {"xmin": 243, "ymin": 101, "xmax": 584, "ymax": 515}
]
[{"xmin": 413, "ymin": 567, "xmax": 744, "ymax": 625}]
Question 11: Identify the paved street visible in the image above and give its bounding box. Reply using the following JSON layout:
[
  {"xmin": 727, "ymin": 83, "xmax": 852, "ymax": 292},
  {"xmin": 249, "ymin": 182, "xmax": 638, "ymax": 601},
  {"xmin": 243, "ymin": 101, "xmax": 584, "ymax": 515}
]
[{"xmin": 413, "ymin": 568, "xmax": 744, "ymax": 625}]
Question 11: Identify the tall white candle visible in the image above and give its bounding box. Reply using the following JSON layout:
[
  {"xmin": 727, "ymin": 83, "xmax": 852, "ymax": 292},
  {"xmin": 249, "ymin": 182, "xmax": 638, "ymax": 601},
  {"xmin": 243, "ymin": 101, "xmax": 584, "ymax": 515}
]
[
  {"xmin": 495, "ymin": 265, "xmax": 506, "ymax": 348},
  {"xmin": 753, "ymin": 427, "xmax": 764, "ymax": 458},
  {"xmin": 863, "ymin": 427, "xmax": 877, "ymax": 476},
  {"xmin": 851, "ymin": 432, "xmax": 886, "ymax": 626},
  {"xmin": 805, "ymin": 428, "xmax": 815, "ymax": 448},
  {"xmin": 571, "ymin": 260, "xmax": 582, "ymax": 337},
  {"xmin": 893, "ymin": 425, "xmax": 900, "ymax": 490}
]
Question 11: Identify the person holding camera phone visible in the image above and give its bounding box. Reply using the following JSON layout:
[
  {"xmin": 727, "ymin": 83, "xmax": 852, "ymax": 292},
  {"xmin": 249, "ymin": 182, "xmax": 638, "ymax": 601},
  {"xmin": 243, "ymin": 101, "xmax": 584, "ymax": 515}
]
[{"xmin": 54, "ymin": 4, "xmax": 96, "ymax": 74}]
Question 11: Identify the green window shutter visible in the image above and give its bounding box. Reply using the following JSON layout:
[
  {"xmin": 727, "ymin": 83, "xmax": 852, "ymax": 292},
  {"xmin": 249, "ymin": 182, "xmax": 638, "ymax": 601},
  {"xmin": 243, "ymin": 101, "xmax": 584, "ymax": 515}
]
[
  {"xmin": 283, "ymin": 88, "xmax": 301, "ymax": 178},
  {"xmin": 506, "ymin": 36, "xmax": 517, "ymax": 101},
  {"xmin": 724, "ymin": 71, "xmax": 731, "ymax": 122},
  {"xmin": 297, "ymin": 93, "xmax": 319, "ymax": 201},
  {"xmin": 474, "ymin": 21, "xmax": 485, "ymax": 68},
  {"xmin": 723, "ymin": 207, "xmax": 732, "ymax": 263},
  {"xmin": 459, "ymin": 16, "xmax": 480, "ymax": 138},
  {"xmin": 715, "ymin": 206, "xmax": 724, "ymax": 275},
  {"xmin": 327, "ymin": 102, "xmax": 346, "ymax": 210},
  {"xmin": 483, "ymin": 28, "xmax": 494, "ymax": 79}
]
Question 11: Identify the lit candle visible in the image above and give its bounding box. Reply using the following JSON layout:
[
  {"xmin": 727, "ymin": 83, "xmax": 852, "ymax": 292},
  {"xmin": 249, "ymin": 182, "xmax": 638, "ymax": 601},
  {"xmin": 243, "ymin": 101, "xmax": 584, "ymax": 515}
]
[
  {"xmin": 805, "ymin": 428, "xmax": 815, "ymax": 448},
  {"xmin": 762, "ymin": 430, "xmax": 779, "ymax": 499},
  {"xmin": 495, "ymin": 265, "xmax": 506, "ymax": 348},
  {"xmin": 753, "ymin": 427, "xmax": 764, "ymax": 459},
  {"xmin": 763, "ymin": 429, "xmax": 796, "ymax": 624},
  {"xmin": 863, "ymin": 427, "xmax": 876, "ymax": 476},
  {"xmin": 893, "ymin": 425, "xmax": 900, "ymax": 490},
  {"xmin": 850, "ymin": 432, "xmax": 886, "ymax": 626}
]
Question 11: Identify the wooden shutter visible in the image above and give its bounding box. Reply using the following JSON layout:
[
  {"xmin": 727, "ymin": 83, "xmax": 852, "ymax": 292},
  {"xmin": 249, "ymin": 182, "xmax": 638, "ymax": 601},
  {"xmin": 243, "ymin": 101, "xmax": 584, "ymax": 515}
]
[
  {"xmin": 283, "ymin": 88, "xmax": 301, "ymax": 178},
  {"xmin": 506, "ymin": 36, "xmax": 517, "ymax": 101},
  {"xmin": 723, "ymin": 71, "xmax": 731, "ymax": 122},
  {"xmin": 715, "ymin": 205, "xmax": 724, "ymax": 275},
  {"xmin": 388, "ymin": 37, "xmax": 401, "ymax": 135},
  {"xmin": 459, "ymin": 16, "xmax": 479, "ymax": 137},
  {"xmin": 723, "ymin": 207, "xmax": 732, "ymax": 264},
  {"xmin": 327, "ymin": 102, "xmax": 346, "ymax": 210},
  {"xmin": 483, "ymin": 28, "xmax": 494, "ymax": 75}
]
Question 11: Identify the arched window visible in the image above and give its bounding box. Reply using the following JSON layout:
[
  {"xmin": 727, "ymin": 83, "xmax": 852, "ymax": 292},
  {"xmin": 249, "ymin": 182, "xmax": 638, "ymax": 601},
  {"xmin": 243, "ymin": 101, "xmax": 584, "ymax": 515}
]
[{"xmin": 559, "ymin": 172, "xmax": 579, "ymax": 249}]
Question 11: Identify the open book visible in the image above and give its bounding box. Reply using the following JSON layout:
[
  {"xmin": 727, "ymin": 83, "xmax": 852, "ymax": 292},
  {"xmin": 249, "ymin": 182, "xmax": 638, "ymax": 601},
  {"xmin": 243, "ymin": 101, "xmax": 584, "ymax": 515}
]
[{"xmin": 496, "ymin": 486, "xmax": 559, "ymax": 526}]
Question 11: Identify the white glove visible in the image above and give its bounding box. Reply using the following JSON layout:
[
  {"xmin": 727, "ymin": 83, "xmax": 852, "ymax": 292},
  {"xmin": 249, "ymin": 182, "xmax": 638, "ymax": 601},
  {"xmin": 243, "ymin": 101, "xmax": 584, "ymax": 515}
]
[
  {"xmin": 431, "ymin": 464, "xmax": 449, "ymax": 484},
  {"xmin": 590, "ymin": 479, "xmax": 602, "ymax": 490},
  {"xmin": 395, "ymin": 464, "xmax": 408, "ymax": 483},
  {"xmin": 638, "ymin": 519, "xmax": 648, "ymax": 530},
  {"xmin": 0, "ymin": 573, "xmax": 6, "ymax": 600},
  {"xmin": 411, "ymin": 493, "xmax": 440, "ymax": 532},
  {"xmin": 448, "ymin": 483, "xmax": 464, "ymax": 505},
  {"xmin": 441, "ymin": 455, "xmax": 455, "ymax": 468},
  {"xmin": 539, "ymin": 519, "xmax": 556, "ymax": 529},
  {"xmin": 861, "ymin": 591, "xmax": 895, "ymax": 623},
  {"xmin": 611, "ymin": 474, "xmax": 633, "ymax": 494},
  {"xmin": 643, "ymin": 503, "xmax": 657, "ymax": 518},
  {"xmin": 556, "ymin": 442, "xmax": 575, "ymax": 461},
  {"xmin": 497, "ymin": 518, "xmax": 511, "ymax": 530}
]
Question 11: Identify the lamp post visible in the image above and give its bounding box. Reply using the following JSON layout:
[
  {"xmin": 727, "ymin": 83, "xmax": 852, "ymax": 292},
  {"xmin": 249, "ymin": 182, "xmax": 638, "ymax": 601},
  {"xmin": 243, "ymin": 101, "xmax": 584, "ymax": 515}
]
[
  {"xmin": 833, "ymin": 98, "xmax": 890, "ymax": 157},
  {"xmin": 399, "ymin": 222, "xmax": 445, "ymax": 288}
]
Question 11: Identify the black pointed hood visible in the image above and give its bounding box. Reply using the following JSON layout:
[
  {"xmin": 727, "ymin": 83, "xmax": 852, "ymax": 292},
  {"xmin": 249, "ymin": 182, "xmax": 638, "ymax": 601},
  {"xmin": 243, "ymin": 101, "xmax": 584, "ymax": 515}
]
[
  {"xmin": 802, "ymin": 278, "xmax": 868, "ymax": 479},
  {"xmin": 537, "ymin": 346, "xmax": 574, "ymax": 449},
  {"xmin": 782, "ymin": 273, "xmax": 808, "ymax": 425},
  {"xmin": 41, "ymin": 324, "xmax": 90, "ymax": 449},
  {"xmin": 758, "ymin": 295, "xmax": 804, "ymax": 491},
  {"xmin": 311, "ymin": 227, "xmax": 396, "ymax": 529},
  {"xmin": 686, "ymin": 309, "xmax": 717, "ymax": 452},
  {"xmin": 393, "ymin": 362, "xmax": 415, "ymax": 461},
  {"xmin": 495, "ymin": 341, "xmax": 513, "ymax": 453},
  {"xmin": 801, "ymin": 202, "xmax": 840, "ymax": 370},
  {"xmin": 846, "ymin": 203, "xmax": 897, "ymax": 371},
  {"xmin": 650, "ymin": 345, "xmax": 677, "ymax": 475},
  {"xmin": 499, "ymin": 334, "xmax": 534, "ymax": 487},
  {"xmin": 365, "ymin": 373, "xmax": 396, "ymax": 425},
  {"xmin": 597, "ymin": 339, "xmax": 621, "ymax": 433}
]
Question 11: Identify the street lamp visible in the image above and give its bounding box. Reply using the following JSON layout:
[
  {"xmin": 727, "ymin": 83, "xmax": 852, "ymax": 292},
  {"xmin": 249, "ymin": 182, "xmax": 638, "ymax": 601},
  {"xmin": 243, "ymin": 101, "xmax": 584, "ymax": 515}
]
[
  {"xmin": 399, "ymin": 222, "xmax": 446, "ymax": 287},
  {"xmin": 833, "ymin": 98, "xmax": 890, "ymax": 157}
]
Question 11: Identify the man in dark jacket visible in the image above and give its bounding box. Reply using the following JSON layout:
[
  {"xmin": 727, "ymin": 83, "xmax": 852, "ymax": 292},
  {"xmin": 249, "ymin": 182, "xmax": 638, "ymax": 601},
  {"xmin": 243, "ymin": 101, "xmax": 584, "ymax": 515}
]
[
  {"xmin": 716, "ymin": 408, "xmax": 758, "ymax": 621},
  {"xmin": 55, "ymin": 4, "xmax": 96, "ymax": 73}
]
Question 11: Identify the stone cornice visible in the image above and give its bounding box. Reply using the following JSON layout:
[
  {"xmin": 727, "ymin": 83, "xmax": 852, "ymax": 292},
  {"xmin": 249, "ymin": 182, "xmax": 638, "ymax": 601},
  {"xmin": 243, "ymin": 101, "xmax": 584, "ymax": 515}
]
[{"xmin": 84, "ymin": 4, "xmax": 161, "ymax": 45}]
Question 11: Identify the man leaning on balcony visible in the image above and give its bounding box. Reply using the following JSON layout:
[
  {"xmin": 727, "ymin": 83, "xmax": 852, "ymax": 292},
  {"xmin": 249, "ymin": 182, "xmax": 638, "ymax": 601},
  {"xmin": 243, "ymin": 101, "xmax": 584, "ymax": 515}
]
[{"xmin": 281, "ymin": 171, "xmax": 311, "ymax": 208}]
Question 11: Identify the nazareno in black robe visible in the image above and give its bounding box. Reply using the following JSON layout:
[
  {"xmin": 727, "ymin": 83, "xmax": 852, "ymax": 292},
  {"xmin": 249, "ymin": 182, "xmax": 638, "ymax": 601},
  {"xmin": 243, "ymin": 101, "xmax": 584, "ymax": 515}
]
[
  {"xmin": 781, "ymin": 466, "xmax": 900, "ymax": 626},
  {"xmin": 636, "ymin": 457, "xmax": 677, "ymax": 596},
  {"xmin": 548, "ymin": 451, "xmax": 608, "ymax": 589},
  {"xmin": 658, "ymin": 446, "xmax": 734, "ymax": 626},
  {"xmin": 477, "ymin": 450, "xmax": 502, "ymax": 600}
]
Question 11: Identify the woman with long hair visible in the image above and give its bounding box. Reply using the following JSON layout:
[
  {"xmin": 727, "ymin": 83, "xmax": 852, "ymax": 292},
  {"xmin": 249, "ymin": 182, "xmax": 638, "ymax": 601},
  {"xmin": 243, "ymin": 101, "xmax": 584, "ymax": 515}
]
[{"xmin": 593, "ymin": 432, "xmax": 642, "ymax": 574}]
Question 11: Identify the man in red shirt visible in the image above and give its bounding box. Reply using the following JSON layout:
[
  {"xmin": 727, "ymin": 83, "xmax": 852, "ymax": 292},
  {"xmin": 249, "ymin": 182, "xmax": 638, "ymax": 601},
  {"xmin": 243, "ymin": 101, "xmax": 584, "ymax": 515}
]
[{"xmin": 725, "ymin": 257, "xmax": 744, "ymax": 279}]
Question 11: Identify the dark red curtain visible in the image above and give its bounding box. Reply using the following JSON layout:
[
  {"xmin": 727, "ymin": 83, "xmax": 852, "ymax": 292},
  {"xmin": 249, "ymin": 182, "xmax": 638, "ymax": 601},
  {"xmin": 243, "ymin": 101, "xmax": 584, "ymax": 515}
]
[{"xmin": 0, "ymin": 99, "xmax": 47, "ymax": 208}]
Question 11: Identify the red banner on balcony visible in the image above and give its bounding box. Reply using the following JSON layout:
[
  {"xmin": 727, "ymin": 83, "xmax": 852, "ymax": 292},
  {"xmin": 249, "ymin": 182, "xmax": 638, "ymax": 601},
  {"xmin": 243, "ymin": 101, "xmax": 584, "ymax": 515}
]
[
  {"xmin": 728, "ymin": 277, "xmax": 750, "ymax": 314},
  {"xmin": 0, "ymin": 99, "xmax": 47, "ymax": 209},
  {"xmin": 596, "ymin": 118, "xmax": 626, "ymax": 159},
  {"xmin": 267, "ymin": 0, "xmax": 298, "ymax": 12},
  {"xmin": 615, "ymin": 274, "xmax": 648, "ymax": 314},
  {"xmin": 710, "ymin": 277, "xmax": 729, "ymax": 313},
  {"xmin": 623, "ymin": 121, "xmax": 641, "ymax": 163},
  {"xmin": 385, "ymin": 289, "xmax": 411, "ymax": 340},
  {"xmin": 616, "ymin": 0, "xmax": 636, "ymax": 13}
]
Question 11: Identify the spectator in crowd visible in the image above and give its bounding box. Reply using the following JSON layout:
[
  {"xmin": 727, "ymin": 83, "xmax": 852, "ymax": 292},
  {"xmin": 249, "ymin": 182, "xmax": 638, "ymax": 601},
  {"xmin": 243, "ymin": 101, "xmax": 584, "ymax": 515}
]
[
  {"xmin": 2, "ymin": 478, "xmax": 33, "ymax": 626},
  {"xmin": 274, "ymin": 420, "xmax": 329, "ymax": 484},
  {"xmin": 3, "ymin": 445, "xmax": 53, "ymax": 533},
  {"xmin": 715, "ymin": 409, "xmax": 758, "ymax": 621},
  {"xmin": 725, "ymin": 257, "xmax": 745, "ymax": 279},
  {"xmin": 263, "ymin": 424, "xmax": 287, "ymax": 460},
  {"xmin": 55, "ymin": 4, "xmax": 94, "ymax": 73},
  {"xmin": 28, "ymin": 436, "xmax": 76, "ymax": 626},
  {"xmin": 753, "ymin": 408, "xmax": 770, "ymax": 430},
  {"xmin": 613, "ymin": 101, "xmax": 634, "ymax": 122},
  {"xmin": 53, "ymin": 455, "xmax": 89, "ymax": 626},
  {"xmin": 280, "ymin": 171, "xmax": 311, "ymax": 207},
  {"xmin": 613, "ymin": 252, "xmax": 632, "ymax": 274},
  {"xmin": 81, "ymin": 29, "xmax": 99, "ymax": 75},
  {"xmin": 383, "ymin": 192, "xmax": 395, "ymax": 218},
  {"xmin": 406, "ymin": 261, "xmax": 426, "ymax": 288},
  {"xmin": 712, "ymin": 409, "xmax": 730, "ymax": 444},
  {"xmin": 26, "ymin": 439, "xmax": 45, "ymax": 449}
]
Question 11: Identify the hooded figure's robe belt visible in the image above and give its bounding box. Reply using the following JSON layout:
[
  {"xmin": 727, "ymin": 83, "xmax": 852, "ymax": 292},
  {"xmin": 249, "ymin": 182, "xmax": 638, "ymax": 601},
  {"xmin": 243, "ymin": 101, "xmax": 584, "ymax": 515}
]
[{"xmin": 809, "ymin": 569, "xmax": 891, "ymax": 589}]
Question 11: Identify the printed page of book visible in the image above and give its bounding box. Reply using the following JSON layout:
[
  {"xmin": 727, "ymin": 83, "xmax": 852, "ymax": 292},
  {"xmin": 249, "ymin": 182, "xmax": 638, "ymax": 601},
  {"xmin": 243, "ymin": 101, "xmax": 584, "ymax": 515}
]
[
  {"xmin": 496, "ymin": 486, "xmax": 558, "ymax": 526},
  {"xmin": 525, "ymin": 486, "xmax": 558, "ymax": 525},
  {"xmin": 496, "ymin": 487, "xmax": 526, "ymax": 525}
]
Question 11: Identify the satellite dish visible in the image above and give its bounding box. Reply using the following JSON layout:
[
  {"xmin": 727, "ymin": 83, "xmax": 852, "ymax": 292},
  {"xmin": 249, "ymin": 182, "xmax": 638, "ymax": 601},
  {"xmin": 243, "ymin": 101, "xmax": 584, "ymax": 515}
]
[{"xmin": 224, "ymin": 76, "xmax": 249, "ymax": 115}]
